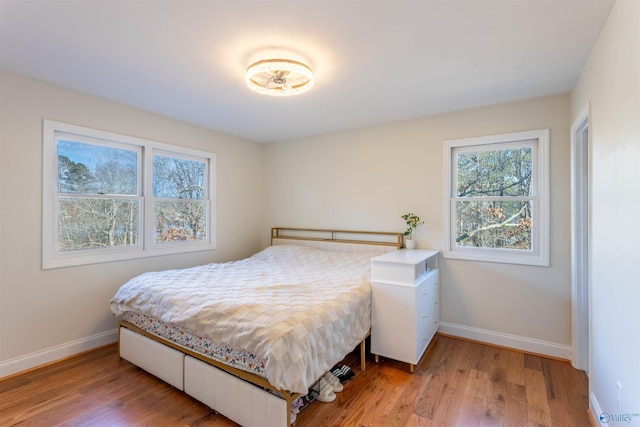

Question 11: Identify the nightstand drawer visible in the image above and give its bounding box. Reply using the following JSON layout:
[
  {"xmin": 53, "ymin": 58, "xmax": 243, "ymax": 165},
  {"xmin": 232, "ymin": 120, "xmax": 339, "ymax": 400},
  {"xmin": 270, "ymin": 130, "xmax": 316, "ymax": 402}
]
[
  {"xmin": 416, "ymin": 271, "xmax": 438, "ymax": 318},
  {"xmin": 418, "ymin": 310, "xmax": 438, "ymax": 335}
]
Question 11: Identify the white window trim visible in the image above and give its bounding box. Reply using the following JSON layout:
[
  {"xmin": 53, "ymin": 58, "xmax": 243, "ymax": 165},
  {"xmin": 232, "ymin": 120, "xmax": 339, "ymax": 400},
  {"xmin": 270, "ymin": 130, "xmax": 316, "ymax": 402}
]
[
  {"xmin": 43, "ymin": 120, "xmax": 216, "ymax": 269},
  {"xmin": 442, "ymin": 129, "xmax": 550, "ymax": 266}
]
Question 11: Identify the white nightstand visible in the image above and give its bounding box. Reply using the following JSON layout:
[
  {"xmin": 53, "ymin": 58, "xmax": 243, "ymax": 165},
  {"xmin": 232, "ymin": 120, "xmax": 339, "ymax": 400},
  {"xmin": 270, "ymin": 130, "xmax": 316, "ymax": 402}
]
[{"xmin": 370, "ymin": 249, "xmax": 439, "ymax": 373}]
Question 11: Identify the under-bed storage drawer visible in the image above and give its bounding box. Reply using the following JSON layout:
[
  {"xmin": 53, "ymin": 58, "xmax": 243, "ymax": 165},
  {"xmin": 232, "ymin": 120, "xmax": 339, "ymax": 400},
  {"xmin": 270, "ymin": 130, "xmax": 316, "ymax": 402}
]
[
  {"xmin": 119, "ymin": 327, "xmax": 184, "ymax": 390},
  {"xmin": 184, "ymin": 356, "xmax": 287, "ymax": 427}
]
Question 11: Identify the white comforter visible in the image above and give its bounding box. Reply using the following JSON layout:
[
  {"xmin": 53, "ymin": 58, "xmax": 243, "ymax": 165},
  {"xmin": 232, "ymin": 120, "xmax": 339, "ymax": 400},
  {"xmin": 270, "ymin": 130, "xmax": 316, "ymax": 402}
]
[{"xmin": 110, "ymin": 245, "xmax": 375, "ymax": 394}]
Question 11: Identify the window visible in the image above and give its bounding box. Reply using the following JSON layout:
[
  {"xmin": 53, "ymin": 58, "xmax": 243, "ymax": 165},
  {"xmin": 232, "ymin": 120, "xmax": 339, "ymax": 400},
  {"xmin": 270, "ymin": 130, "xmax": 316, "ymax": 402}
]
[
  {"xmin": 443, "ymin": 129, "xmax": 549, "ymax": 266},
  {"xmin": 43, "ymin": 120, "xmax": 216, "ymax": 269}
]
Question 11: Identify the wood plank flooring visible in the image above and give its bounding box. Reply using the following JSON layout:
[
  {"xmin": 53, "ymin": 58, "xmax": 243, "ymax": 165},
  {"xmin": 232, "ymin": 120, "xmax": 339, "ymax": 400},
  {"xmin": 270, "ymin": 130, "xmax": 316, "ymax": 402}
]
[{"xmin": 0, "ymin": 335, "xmax": 590, "ymax": 426}]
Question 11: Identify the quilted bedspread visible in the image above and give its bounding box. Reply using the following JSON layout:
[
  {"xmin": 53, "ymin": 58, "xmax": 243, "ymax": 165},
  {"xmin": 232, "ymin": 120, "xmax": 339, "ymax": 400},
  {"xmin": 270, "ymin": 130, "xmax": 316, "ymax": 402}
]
[{"xmin": 110, "ymin": 245, "xmax": 375, "ymax": 394}]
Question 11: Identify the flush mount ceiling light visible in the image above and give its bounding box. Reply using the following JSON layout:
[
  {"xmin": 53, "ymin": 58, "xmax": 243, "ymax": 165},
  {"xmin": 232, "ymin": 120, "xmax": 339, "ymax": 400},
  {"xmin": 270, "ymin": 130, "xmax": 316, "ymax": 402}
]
[{"xmin": 245, "ymin": 59, "xmax": 314, "ymax": 96}]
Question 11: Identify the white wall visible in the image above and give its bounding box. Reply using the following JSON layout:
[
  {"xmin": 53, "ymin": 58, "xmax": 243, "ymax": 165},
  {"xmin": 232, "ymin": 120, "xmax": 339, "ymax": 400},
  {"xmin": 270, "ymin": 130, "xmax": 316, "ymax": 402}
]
[
  {"xmin": 263, "ymin": 93, "xmax": 572, "ymax": 357},
  {"xmin": 0, "ymin": 71, "xmax": 264, "ymax": 376},
  {"xmin": 571, "ymin": 1, "xmax": 640, "ymax": 422}
]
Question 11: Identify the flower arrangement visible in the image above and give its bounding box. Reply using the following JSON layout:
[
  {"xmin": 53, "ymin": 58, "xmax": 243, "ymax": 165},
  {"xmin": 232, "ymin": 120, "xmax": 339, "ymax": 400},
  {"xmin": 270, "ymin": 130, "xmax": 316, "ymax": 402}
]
[{"xmin": 401, "ymin": 213, "xmax": 424, "ymax": 240}]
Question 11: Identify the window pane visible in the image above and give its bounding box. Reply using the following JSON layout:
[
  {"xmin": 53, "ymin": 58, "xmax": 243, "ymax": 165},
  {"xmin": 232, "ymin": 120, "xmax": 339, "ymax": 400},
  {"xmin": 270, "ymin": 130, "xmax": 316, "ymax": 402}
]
[
  {"xmin": 155, "ymin": 200, "xmax": 207, "ymax": 242},
  {"xmin": 153, "ymin": 155, "xmax": 206, "ymax": 199},
  {"xmin": 58, "ymin": 198, "xmax": 139, "ymax": 251},
  {"xmin": 57, "ymin": 140, "xmax": 138, "ymax": 195},
  {"xmin": 457, "ymin": 147, "xmax": 532, "ymax": 197},
  {"xmin": 455, "ymin": 200, "xmax": 532, "ymax": 250}
]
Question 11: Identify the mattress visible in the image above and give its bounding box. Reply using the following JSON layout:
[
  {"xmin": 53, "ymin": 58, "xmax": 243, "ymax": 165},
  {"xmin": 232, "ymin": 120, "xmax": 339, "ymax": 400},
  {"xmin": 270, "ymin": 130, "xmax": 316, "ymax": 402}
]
[
  {"xmin": 110, "ymin": 244, "xmax": 375, "ymax": 394},
  {"xmin": 122, "ymin": 311, "xmax": 267, "ymax": 376}
]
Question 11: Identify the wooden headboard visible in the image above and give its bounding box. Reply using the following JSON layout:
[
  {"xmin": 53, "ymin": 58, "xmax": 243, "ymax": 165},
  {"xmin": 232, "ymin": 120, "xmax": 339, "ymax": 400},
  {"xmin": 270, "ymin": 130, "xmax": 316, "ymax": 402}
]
[{"xmin": 271, "ymin": 227, "xmax": 403, "ymax": 253}]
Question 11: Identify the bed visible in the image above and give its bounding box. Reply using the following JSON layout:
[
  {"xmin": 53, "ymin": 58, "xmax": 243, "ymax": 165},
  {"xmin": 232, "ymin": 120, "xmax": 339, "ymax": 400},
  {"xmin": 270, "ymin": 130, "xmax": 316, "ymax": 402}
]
[{"xmin": 110, "ymin": 228, "xmax": 403, "ymax": 426}]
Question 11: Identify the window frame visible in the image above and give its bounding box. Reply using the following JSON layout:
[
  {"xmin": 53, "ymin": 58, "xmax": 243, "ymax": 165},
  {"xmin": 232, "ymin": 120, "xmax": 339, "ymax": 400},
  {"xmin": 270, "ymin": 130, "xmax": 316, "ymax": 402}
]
[
  {"xmin": 443, "ymin": 129, "xmax": 550, "ymax": 266},
  {"xmin": 43, "ymin": 120, "xmax": 216, "ymax": 269}
]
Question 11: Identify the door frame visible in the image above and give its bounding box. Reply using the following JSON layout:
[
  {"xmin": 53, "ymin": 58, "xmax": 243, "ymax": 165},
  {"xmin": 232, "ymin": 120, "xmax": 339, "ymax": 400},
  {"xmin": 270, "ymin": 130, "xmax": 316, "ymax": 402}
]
[{"xmin": 570, "ymin": 102, "xmax": 591, "ymax": 372}]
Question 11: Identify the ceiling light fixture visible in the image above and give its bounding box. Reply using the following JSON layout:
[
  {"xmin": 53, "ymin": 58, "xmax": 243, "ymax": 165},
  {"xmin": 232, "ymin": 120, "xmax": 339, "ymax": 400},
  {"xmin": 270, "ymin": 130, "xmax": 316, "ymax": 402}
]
[{"xmin": 245, "ymin": 59, "xmax": 314, "ymax": 96}]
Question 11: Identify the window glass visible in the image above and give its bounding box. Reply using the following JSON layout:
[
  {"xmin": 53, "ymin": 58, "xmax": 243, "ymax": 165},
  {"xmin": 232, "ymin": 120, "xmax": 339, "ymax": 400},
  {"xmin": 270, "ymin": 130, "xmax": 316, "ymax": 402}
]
[
  {"xmin": 152, "ymin": 154, "xmax": 206, "ymax": 199},
  {"xmin": 58, "ymin": 198, "xmax": 140, "ymax": 251},
  {"xmin": 454, "ymin": 142, "xmax": 534, "ymax": 251},
  {"xmin": 154, "ymin": 200, "xmax": 207, "ymax": 243},
  {"xmin": 152, "ymin": 154, "xmax": 208, "ymax": 243},
  {"xmin": 454, "ymin": 200, "xmax": 532, "ymax": 250},
  {"xmin": 456, "ymin": 146, "xmax": 532, "ymax": 197},
  {"xmin": 57, "ymin": 140, "xmax": 138, "ymax": 195}
]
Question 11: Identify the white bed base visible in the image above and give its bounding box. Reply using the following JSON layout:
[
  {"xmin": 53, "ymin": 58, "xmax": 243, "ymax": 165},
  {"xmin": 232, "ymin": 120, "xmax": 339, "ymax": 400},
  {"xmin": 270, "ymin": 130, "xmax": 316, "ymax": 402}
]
[
  {"xmin": 120, "ymin": 326, "xmax": 288, "ymax": 426},
  {"xmin": 118, "ymin": 228, "xmax": 403, "ymax": 426}
]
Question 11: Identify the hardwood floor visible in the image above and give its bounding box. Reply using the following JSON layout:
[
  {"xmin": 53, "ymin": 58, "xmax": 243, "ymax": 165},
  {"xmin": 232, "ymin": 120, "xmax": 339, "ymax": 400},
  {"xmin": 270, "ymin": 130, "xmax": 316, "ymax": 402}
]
[{"xmin": 0, "ymin": 335, "xmax": 590, "ymax": 426}]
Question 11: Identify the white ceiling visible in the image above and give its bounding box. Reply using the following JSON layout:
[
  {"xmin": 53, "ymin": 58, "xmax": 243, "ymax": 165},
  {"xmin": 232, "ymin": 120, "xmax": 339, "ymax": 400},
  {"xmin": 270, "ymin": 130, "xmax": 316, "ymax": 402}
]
[{"xmin": 0, "ymin": 0, "xmax": 614, "ymax": 143}]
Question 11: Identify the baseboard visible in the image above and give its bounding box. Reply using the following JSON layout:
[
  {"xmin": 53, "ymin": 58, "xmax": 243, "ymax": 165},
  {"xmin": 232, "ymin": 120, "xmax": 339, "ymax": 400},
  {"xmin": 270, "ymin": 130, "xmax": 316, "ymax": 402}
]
[
  {"xmin": 438, "ymin": 321, "xmax": 571, "ymax": 360},
  {"xmin": 0, "ymin": 329, "xmax": 118, "ymax": 379},
  {"xmin": 589, "ymin": 392, "xmax": 604, "ymax": 426}
]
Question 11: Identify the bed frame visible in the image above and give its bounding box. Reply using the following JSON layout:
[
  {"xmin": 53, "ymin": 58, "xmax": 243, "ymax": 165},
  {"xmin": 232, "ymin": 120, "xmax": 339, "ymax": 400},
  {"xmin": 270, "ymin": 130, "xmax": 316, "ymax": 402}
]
[{"xmin": 118, "ymin": 227, "xmax": 403, "ymax": 426}]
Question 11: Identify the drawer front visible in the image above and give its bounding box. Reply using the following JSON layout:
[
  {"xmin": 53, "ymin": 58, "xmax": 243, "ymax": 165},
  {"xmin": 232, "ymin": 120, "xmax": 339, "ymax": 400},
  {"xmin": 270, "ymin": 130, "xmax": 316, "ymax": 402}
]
[
  {"xmin": 415, "ymin": 270, "xmax": 438, "ymax": 320},
  {"xmin": 417, "ymin": 311, "xmax": 438, "ymax": 343},
  {"xmin": 185, "ymin": 356, "xmax": 287, "ymax": 427},
  {"xmin": 423, "ymin": 283, "xmax": 438, "ymax": 317},
  {"xmin": 415, "ymin": 270, "xmax": 439, "ymax": 347},
  {"xmin": 414, "ymin": 322, "xmax": 437, "ymax": 362},
  {"xmin": 120, "ymin": 327, "xmax": 185, "ymax": 390}
]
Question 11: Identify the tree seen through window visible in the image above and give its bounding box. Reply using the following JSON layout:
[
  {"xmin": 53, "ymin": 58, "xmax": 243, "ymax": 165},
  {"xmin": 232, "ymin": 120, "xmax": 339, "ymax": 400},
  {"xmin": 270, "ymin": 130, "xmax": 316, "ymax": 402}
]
[{"xmin": 455, "ymin": 146, "xmax": 533, "ymax": 250}]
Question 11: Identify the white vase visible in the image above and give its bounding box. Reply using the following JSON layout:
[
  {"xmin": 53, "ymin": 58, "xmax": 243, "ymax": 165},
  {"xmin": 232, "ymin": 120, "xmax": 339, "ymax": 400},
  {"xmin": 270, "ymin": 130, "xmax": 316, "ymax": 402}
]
[{"xmin": 405, "ymin": 239, "xmax": 416, "ymax": 249}]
